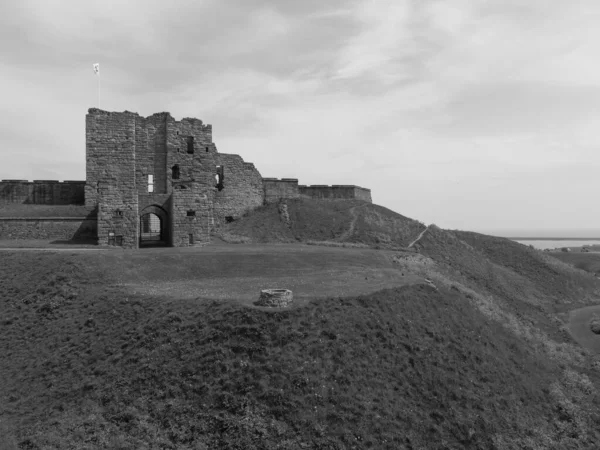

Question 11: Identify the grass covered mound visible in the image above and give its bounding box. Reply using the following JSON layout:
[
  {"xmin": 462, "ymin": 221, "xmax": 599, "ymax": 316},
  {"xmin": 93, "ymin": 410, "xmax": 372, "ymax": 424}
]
[
  {"xmin": 452, "ymin": 230, "xmax": 599, "ymax": 307},
  {"xmin": 1, "ymin": 253, "xmax": 600, "ymax": 449},
  {"xmin": 217, "ymin": 199, "xmax": 426, "ymax": 249},
  {"xmin": 416, "ymin": 226, "xmax": 600, "ymax": 314}
]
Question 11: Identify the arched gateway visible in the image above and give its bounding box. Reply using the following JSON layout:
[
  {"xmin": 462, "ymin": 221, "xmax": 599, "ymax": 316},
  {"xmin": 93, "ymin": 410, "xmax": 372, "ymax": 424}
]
[{"xmin": 139, "ymin": 204, "xmax": 169, "ymax": 246}]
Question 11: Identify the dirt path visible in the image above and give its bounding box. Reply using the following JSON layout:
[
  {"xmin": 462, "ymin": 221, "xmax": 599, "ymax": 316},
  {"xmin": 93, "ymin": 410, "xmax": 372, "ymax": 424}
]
[
  {"xmin": 567, "ymin": 304, "xmax": 600, "ymax": 354},
  {"xmin": 408, "ymin": 225, "xmax": 429, "ymax": 248},
  {"xmin": 336, "ymin": 204, "xmax": 368, "ymax": 242}
]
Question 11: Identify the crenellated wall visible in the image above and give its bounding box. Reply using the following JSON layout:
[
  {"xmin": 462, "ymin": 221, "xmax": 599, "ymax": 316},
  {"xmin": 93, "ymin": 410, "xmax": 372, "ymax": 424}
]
[{"xmin": 0, "ymin": 180, "xmax": 85, "ymax": 205}]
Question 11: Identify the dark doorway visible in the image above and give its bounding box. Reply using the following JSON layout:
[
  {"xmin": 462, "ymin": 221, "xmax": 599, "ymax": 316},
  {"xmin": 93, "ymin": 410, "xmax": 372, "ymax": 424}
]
[{"xmin": 139, "ymin": 205, "xmax": 169, "ymax": 247}]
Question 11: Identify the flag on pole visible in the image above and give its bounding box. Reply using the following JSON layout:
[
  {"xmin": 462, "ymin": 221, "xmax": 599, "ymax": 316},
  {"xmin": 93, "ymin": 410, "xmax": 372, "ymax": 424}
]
[{"xmin": 93, "ymin": 63, "xmax": 99, "ymax": 75}]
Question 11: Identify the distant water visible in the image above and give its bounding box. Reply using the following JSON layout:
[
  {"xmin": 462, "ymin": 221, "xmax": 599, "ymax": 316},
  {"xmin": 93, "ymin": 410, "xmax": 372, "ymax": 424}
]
[{"xmin": 513, "ymin": 240, "xmax": 600, "ymax": 250}]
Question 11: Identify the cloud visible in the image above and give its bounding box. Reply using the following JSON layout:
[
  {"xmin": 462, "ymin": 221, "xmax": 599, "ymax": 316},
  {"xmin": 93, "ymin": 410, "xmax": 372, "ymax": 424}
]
[{"xmin": 2, "ymin": 0, "xmax": 600, "ymax": 233}]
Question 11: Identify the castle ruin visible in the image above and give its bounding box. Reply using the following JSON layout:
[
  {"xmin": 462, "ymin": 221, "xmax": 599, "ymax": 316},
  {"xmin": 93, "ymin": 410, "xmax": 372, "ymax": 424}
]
[{"xmin": 0, "ymin": 109, "xmax": 371, "ymax": 248}]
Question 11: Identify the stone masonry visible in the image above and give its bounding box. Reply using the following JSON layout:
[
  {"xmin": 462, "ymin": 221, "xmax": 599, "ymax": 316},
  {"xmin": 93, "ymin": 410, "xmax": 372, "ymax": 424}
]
[{"xmin": 0, "ymin": 108, "xmax": 372, "ymax": 248}]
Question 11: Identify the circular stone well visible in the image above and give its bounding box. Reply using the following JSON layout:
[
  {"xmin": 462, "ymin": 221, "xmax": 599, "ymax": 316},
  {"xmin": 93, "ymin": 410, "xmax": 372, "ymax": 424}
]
[{"xmin": 254, "ymin": 289, "xmax": 293, "ymax": 307}]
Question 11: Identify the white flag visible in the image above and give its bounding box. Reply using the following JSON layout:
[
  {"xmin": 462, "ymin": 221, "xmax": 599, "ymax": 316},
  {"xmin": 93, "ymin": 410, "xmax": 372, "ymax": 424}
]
[{"xmin": 93, "ymin": 63, "xmax": 99, "ymax": 75}]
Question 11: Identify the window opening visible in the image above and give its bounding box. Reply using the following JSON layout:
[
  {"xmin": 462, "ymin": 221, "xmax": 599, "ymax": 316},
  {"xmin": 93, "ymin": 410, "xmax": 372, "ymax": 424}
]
[
  {"xmin": 187, "ymin": 210, "xmax": 196, "ymax": 217},
  {"xmin": 206, "ymin": 146, "xmax": 209, "ymax": 152},
  {"xmin": 189, "ymin": 234, "xmax": 194, "ymax": 245},
  {"xmin": 187, "ymin": 136, "xmax": 194, "ymax": 154},
  {"xmin": 172, "ymin": 165, "xmax": 180, "ymax": 180},
  {"xmin": 215, "ymin": 166, "xmax": 224, "ymax": 191},
  {"xmin": 115, "ymin": 236, "xmax": 123, "ymax": 246},
  {"xmin": 148, "ymin": 174, "xmax": 154, "ymax": 193}
]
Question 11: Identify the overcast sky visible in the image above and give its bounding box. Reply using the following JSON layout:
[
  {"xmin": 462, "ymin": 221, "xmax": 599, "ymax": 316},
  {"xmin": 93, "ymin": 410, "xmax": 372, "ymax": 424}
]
[{"xmin": 2, "ymin": 0, "xmax": 599, "ymax": 235}]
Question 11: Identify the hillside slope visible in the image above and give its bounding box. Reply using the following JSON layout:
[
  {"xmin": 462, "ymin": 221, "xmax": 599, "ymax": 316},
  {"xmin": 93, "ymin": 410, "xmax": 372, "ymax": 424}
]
[
  {"xmin": 1, "ymin": 251, "xmax": 600, "ymax": 449},
  {"xmin": 217, "ymin": 199, "xmax": 426, "ymax": 249},
  {"xmin": 3, "ymin": 202, "xmax": 600, "ymax": 448}
]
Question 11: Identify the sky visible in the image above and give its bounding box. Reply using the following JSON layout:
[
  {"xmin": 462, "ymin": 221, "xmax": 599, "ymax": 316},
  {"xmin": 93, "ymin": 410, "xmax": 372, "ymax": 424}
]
[{"xmin": 1, "ymin": 0, "xmax": 600, "ymax": 236}]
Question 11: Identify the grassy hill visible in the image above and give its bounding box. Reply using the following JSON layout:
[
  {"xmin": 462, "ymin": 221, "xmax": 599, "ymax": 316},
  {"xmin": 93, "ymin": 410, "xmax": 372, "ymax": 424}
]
[
  {"xmin": 2, "ymin": 200, "xmax": 600, "ymax": 449},
  {"xmin": 217, "ymin": 199, "xmax": 426, "ymax": 249},
  {"xmin": 550, "ymin": 251, "xmax": 600, "ymax": 277}
]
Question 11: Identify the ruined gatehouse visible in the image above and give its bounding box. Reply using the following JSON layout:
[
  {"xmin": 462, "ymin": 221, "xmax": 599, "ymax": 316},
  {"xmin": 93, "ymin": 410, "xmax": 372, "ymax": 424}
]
[{"xmin": 0, "ymin": 109, "xmax": 371, "ymax": 248}]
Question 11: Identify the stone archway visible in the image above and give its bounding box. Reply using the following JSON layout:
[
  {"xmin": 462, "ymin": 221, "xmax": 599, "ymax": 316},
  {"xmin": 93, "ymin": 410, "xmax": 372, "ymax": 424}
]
[{"xmin": 139, "ymin": 204, "xmax": 169, "ymax": 247}]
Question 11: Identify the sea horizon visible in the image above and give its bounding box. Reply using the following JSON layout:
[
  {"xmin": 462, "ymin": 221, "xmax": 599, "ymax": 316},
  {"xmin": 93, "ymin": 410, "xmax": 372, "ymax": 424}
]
[{"xmin": 469, "ymin": 229, "xmax": 600, "ymax": 239}]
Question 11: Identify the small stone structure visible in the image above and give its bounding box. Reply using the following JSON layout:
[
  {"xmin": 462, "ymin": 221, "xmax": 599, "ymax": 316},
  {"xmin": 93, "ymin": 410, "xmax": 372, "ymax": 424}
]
[{"xmin": 255, "ymin": 289, "xmax": 293, "ymax": 307}]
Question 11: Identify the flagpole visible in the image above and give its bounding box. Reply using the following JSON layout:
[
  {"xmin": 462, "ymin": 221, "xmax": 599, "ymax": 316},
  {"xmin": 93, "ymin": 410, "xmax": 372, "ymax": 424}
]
[{"xmin": 93, "ymin": 63, "xmax": 100, "ymax": 109}]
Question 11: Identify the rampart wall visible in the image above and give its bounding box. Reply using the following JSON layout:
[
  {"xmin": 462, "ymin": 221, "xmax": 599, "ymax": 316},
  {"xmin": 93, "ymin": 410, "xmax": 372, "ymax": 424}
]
[
  {"xmin": 0, "ymin": 217, "xmax": 97, "ymax": 240},
  {"xmin": 0, "ymin": 180, "xmax": 85, "ymax": 205},
  {"xmin": 262, "ymin": 179, "xmax": 372, "ymax": 203},
  {"xmin": 262, "ymin": 178, "xmax": 300, "ymax": 203},
  {"xmin": 299, "ymin": 185, "xmax": 372, "ymax": 202}
]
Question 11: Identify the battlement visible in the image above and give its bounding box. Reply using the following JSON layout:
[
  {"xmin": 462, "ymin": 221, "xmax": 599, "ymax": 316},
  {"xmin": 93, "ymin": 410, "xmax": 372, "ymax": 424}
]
[
  {"xmin": 0, "ymin": 180, "xmax": 85, "ymax": 205},
  {"xmin": 87, "ymin": 109, "xmax": 212, "ymax": 132}
]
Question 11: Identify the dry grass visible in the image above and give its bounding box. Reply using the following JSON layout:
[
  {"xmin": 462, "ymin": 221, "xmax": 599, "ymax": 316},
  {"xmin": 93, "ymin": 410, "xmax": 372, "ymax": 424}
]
[{"xmin": 3, "ymin": 210, "xmax": 600, "ymax": 448}]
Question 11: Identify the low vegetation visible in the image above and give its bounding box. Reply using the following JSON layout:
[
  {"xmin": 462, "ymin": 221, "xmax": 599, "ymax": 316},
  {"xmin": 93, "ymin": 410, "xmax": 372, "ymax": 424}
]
[
  {"xmin": 550, "ymin": 251, "xmax": 600, "ymax": 277},
  {"xmin": 217, "ymin": 199, "xmax": 425, "ymax": 249},
  {"xmin": 2, "ymin": 200, "xmax": 600, "ymax": 448}
]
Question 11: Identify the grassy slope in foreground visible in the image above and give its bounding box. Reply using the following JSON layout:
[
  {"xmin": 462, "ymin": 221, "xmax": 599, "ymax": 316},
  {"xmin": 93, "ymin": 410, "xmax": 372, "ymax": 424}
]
[
  {"xmin": 0, "ymin": 250, "xmax": 593, "ymax": 449},
  {"xmin": 1, "ymin": 248, "xmax": 600, "ymax": 449}
]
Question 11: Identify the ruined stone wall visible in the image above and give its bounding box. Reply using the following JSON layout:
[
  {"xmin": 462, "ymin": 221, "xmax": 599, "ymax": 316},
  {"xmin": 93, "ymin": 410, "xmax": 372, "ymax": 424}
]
[
  {"xmin": 171, "ymin": 183, "xmax": 212, "ymax": 247},
  {"xmin": 86, "ymin": 109, "xmax": 139, "ymax": 248},
  {"xmin": 298, "ymin": 185, "xmax": 372, "ymax": 202},
  {"xmin": 262, "ymin": 178, "xmax": 300, "ymax": 204},
  {"xmin": 0, "ymin": 180, "xmax": 85, "ymax": 205},
  {"xmin": 213, "ymin": 154, "xmax": 264, "ymax": 224},
  {"xmin": 166, "ymin": 116, "xmax": 218, "ymax": 238},
  {"xmin": 166, "ymin": 116, "xmax": 217, "ymax": 197},
  {"xmin": 0, "ymin": 217, "xmax": 97, "ymax": 240}
]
